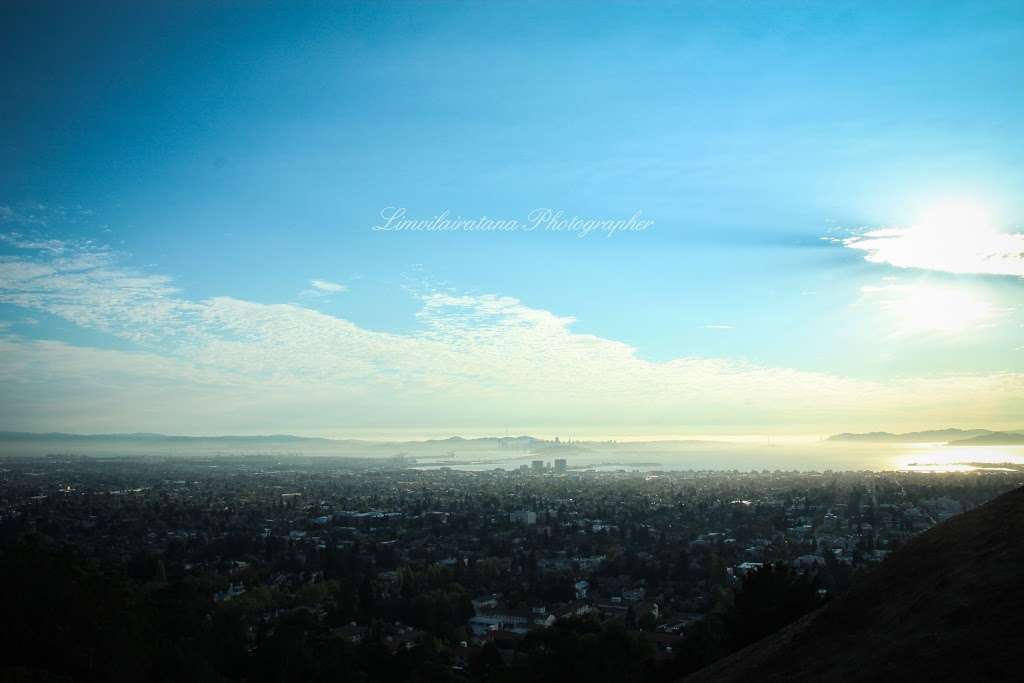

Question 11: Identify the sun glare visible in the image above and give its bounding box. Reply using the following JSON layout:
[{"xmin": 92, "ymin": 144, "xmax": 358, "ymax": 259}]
[
  {"xmin": 846, "ymin": 196, "xmax": 1024, "ymax": 278},
  {"xmin": 896, "ymin": 284, "xmax": 998, "ymax": 335},
  {"xmin": 896, "ymin": 198, "xmax": 1007, "ymax": 276},
  {"xmin": 915, "ymin": 198, "xmax": 997, "ymax": 238},
  {"xmin": 862, "ymin": 281, "xmax": 1002, "ymax": 336}
]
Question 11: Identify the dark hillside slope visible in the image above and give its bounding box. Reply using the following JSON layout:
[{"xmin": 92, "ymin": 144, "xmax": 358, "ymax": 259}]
[{"xmin": 687, "ymin": 484, "xmax": 1024, "ymax": 682}]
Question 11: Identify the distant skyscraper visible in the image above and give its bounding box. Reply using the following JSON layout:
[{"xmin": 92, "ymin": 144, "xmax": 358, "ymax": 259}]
[
  {"xmin": 554, "ymin": 459, "xmax": 567, "ymax": 474},
  {"xmin": 531, "ymin": 460, "xmax": 544, "ymax": 473}
]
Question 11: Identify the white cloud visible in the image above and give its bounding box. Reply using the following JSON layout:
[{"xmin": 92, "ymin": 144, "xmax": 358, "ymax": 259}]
[
  {"xmin": 310, "ymin": 278, "xmax": 347, "ymax": 293},
  {"xmin": 0, "ymin": 232, "xmax": 1021, "ymax": 433},
  {"xmin": 841, "ymin": 201, "xmax": 1024, "ymax": 278},
  {"xmin": 704, "ymin": 324, "xmax": 734, "ymax": 330}
]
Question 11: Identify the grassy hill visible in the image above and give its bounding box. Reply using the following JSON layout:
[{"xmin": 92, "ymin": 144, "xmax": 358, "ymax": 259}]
[{"xmin": 687, "ymin": 484, "xmax": 1024, "ymax": 681}]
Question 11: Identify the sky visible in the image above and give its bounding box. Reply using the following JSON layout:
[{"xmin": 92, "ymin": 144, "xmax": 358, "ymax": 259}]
[{"xmin": 1, "ymin": 0, "xmax": 1022, "ymax": 438}]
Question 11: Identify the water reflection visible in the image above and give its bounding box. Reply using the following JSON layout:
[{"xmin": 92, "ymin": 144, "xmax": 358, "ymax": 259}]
[
  {"xmin": 891, "ymin": 446, "xmax": 1024, "ymax": 473},
  {"xmin": 411, "ymin": 442, "xmax": 1024, "ymax": 473}
]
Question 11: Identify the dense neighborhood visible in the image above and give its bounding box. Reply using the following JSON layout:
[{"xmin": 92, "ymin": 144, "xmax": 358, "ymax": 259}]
[{"xmin": 2, "ymin": 453, "xmax": 1020, "ymax": 681}]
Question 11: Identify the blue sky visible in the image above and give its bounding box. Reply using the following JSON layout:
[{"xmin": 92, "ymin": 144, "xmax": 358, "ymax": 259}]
[{"xmin": 1, "ymin": 1, "xmax": 1022, "ymax": 436}]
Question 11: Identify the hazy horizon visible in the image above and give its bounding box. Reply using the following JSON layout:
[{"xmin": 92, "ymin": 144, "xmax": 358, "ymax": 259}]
[{"xmin": 2, "ymin": 426, "xmax": 1021, "ymax": 443}]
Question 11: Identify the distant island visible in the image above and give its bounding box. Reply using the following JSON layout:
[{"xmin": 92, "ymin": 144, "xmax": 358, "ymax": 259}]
[
  {"xmin": 945, "ymin": 431, "xmax": 1024, "ymax": 446},
  {"xmin": 826, "ymin": 428, "xmax": 1024, "ymax": 445}
]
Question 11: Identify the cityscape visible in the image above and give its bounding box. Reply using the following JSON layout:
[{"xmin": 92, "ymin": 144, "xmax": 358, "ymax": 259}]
[
  {"xmin": 2, "ymin": 1, "xmax": 1023, "ymax": 681},
  {"xmin": 3, "ymin": 448, "xmax": 1022, "ymax": 680}
]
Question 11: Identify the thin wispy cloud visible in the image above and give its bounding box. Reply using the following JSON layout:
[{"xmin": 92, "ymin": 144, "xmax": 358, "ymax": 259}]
[
  {"xmin": 310, "ymin": 279, "xmax": 347, "ymax": 293},
  {"xmin": 300, "ymin": 278, "xmax": 348, "ymax": 298}
]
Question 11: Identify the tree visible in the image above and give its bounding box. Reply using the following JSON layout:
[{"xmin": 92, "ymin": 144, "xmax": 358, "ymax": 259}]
[
  {"xmin": 732, "ymin": 563, "xmax": 822, "ymax": 648},
  {"xmin": 470, "ymin": 642, "xmax": 504, "ymax": 680}
]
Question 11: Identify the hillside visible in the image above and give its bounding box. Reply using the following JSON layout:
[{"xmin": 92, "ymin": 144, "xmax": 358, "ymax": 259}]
[
  {"xmin": 0, "ymin": 431, "xmax": 556, "ymax": 457},
  {"xmin": 826, "ymin": 428, "xmax": 994, "ymax": 443},
  {"xmin": 687, "ymin": 484, "xmax": 1024, "ymax": 682},
  {"xmin": 947, "ymin": 431, "xmax": 1024, "ymax": 446}
]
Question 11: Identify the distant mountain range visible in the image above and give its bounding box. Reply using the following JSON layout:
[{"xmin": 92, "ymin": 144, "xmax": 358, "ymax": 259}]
[
  {"xmin": 0, "ymin": 431, "xmax": 550, "ymax": 444},
  {"xmin": 5, "ymin": 429, "xmax": 1023, "ymax": 458},
  {"xmin": 0, "ymin": 431, "xmax": 342, "ymax": 444},
  {"xmin": 826, "ymin": 429, "xmax": 1024, "ymax": 445},
  {"xmin": 945, "ymin": 431, "xmax": 1024, "ymax": 446},
  {"xmin": 687, "ymin": 483, "xmax": 1024, "ymax": 681},
  {"xmin": 0, "ymin": 431, "xmax": 568, "ymax": 457}
]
